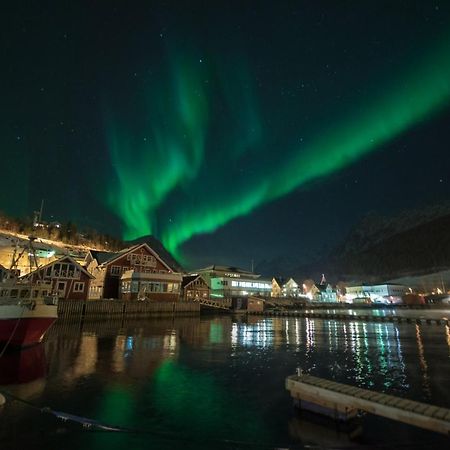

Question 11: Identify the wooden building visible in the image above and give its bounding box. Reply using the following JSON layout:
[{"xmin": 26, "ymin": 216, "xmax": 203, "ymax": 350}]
[
  {"xmin": 85, "ymin": 243, "xmax": 181, "ymax": 300},
  {"xmin": 271, "ymin": 277, "xmax": 285, "ymax": 297},
  {"xmin": 231, "ymin": 296, "xmax": 265, "ymax": 313},
  {"xmin": 120, "ymin": 270, "xmax": 182, "ymax": 302},
  {"xmin": 181, "ymin": 275, "xmax": 210, "ymax": 302},
  {"xmin": 27, "ymin": 256, "xmax": 94, "ymax": 300}
]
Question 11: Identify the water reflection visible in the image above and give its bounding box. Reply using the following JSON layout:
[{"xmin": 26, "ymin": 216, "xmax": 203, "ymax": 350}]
[
  {"xmin": 415, "ymin": 324, "xmax": 431, "ymax": 397},
  {"xmin": 1, "ymin": 315, "xmax": 449, "ymax": 449},
  {"xmin": 0, "ymin": 344, "xmax": 46, "ymax": 400}
]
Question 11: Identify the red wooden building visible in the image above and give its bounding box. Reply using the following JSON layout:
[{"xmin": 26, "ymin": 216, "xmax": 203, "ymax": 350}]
[
  {"xmin": 85, "ymin": 243, "xmax": 182, "ymax": 301},
  {"xmin": 27, "ymin": 255, "xmax": 94, "ymax": 300}
]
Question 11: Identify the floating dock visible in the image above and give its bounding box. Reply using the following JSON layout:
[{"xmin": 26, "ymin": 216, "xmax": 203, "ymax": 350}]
[{"xmin": 286, "ymin": 373, "xmax": 450, "ymax": 435}]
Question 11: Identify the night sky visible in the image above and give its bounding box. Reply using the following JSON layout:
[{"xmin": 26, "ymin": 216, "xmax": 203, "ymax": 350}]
[{"xmin": 2, "ymin": 1, "xmax": 450, "ymax": 270}]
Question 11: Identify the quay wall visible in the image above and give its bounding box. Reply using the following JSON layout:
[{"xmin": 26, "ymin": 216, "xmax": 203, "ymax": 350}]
[
  {"xmin": 249, "ymin": 309, "xmax": 450, "ymax": 326},
  {"xmin": 58, "ymin": 299, "xmax": 200, "ymax": 320}
]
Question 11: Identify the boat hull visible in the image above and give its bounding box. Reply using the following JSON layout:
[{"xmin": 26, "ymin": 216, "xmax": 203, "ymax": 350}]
[
  {"xmin": 0, "ymin": 303, "xmax": 57, "ymax": 347},
  {"xmin": 0, "ymin": 317, "xmax": 56, "ymax": 347}
]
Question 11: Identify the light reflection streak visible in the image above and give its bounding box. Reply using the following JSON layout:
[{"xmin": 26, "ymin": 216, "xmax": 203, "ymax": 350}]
[
  {"xmin": 230, "ymin": 320, "xmax": 273, "ymax": 348},
  {"xmin": 362, "ymin": 323, "xmax": 372, "ymax": 379},
  {"xmin": 295, "ymin": 319, "xmax": 301, "ymax": 346},
  {"xmin": 163, "ymin": 330, "xmax": 177, "ymax": 356},
  {"xmin": 445, "ymin": 325, "xmax": 450, "ymax": 356},
  {"xmin": 65, "ymin": 333, "xmax": 98, "ymax": 382},
  {"xmin": 305, "ymin": 318, "xmax": 315, "ymax": 353},
  {"xmin": 285, "ymin": 319, "xmax": 290, "ymax": 345},
  {"xmin": 415, "ymin": 324, "xmax": 431, "ymax": 396},
  {"xmin": 394, "ymin": 326, "xmax": 408, "ymax": 388},
  {"xmin": 112, "ymin": 335, "xmax": 126, "ymax": 373}
]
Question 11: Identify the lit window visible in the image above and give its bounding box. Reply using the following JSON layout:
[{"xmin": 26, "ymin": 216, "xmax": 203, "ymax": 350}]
[{"xmin": 111, "ymin": 266, "xmax": 121, "ymax": 275}]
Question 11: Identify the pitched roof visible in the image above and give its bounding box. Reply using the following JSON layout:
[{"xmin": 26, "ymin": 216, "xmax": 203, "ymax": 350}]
[
  {"xmin": 273, "ymin": 277, "xmax": 286, "ymax": 286},
  {"xmin": 124, "ymin": 235, "xmax": 183, "ymax": 272},
  {"xmin": 181, "ymin": 274, "xmax": 207, "ymax": 288},
  {"xmin": 99, "ymin": 243, "xmax": 174, "ymax": 272},
  {"xmin": 28, "ymin": 255, "xmax": 94, "ymax": 279},
  {"xmin": 89, "ymin": 249, "xmax": 120, "ymax": 265}
]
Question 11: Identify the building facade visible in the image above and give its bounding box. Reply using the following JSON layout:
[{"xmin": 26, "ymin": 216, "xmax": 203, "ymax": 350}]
[
  {"xmin": 120, "ymin": 270, "xmax": 182, "ymax": 301},
  {"xmin": 27, "ymin": 256, "xmax": 93, "ymax": 300},
  {"xmin": 346, "ymin": 283, "xmax": 408, "ymax": 303},
  {"xmin": 181, "ymin": 275, "xmax": 210, "ymax": 302},
  {"xmin": 196, "ymin": 265, "xmax": 272, "ymax": 298},
  {"xmin": 86, "ymin": 243, "xmax": 181, "ymax": 300}
]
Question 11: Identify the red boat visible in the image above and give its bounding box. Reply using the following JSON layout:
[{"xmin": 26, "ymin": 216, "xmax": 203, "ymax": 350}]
[
  {"xmin": 0, "ymin": 237, "xmax": 58, "ymax": 349},
  {"xmin": 0, "ymin": 279, "xmax": 58, "ymax": 348}
]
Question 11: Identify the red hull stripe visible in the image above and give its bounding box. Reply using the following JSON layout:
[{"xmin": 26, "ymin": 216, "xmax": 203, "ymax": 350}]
[{"xmin": 0, "ymin": 318, "xmax": 56, "ymax": 346}]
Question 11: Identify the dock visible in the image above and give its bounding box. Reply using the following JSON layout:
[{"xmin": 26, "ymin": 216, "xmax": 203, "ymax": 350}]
[
  {"xmin": 193, "ymin": 297, "xmax": 231, "ymax": 311},
  {"xmin": 286, "ymin": 373, "xmax": 450, "ymax": 435}
]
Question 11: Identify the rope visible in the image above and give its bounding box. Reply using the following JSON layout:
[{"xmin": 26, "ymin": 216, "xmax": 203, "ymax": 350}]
[
  {"xmin": 1, "ymin": 390, "xmax": 290, "ymax": 448},
  {"xmin": 0, "ymin": 306, "xmax": 25, "ymax": 358},
  {"xmin": 0, "ymin": 391, "xmax": 438, "ymax": 449}
]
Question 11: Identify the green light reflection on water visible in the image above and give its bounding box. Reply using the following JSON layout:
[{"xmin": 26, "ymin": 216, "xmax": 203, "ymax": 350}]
[{"xmin": 149, "ymin": 360, "xmax": 271, "ymax": 445}]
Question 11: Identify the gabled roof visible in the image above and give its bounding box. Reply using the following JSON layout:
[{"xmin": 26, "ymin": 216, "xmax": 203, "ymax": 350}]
[
  {"xmin": 28, "ymin": 255, "xmax": 94, "ymax": 279},
  {"xmin": 88, "ymin": 249, "xmax": 120, "ymax": 265},
  {"xmin": 182, "ymin": 274, "xmax": 208, "ymax": 288},
  {"xmin": 273, "ymin": 277, "xmax": 286, "ymax": 286},
  {"xmin": 98, "ymin": 243, "xmax": 173, "ymax": 272}
]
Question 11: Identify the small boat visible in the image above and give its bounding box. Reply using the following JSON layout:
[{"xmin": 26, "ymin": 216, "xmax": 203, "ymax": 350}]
[{"xmin": 0, "ymin": 237, "xmax": 58, "ymax": 349}]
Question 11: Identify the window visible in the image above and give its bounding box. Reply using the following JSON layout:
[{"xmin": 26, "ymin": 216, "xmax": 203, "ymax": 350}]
[
  {"xmin": 20, "ymin": 289, "xmax": 30, "ymax": 298},
  {"xmin": 110, "ymin": 265, "xmax": 121, "ymax": 276},
  {"xmin": 58, "ymin": 282, "xmax": 66, "ymax": 291},
  {"xmin": 10, "ymin": 289, "xmax": 18, "ymax": 298},
  {"xmin": 73, "ymin": 282, "xmax": 84, "ymax": 293}
]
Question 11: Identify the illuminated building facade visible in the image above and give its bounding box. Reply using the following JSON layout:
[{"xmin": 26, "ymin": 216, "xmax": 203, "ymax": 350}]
[
  {"xmin": 181, "ymin": 274, "xmax": 210, "ymax": 301},
  {"xmin": 195, "ymin": 265, "xmax": 272, "ymax": 298},
  {"xmin": 272, "ymin": 277, "xmax": 300, "ymax": 297},
  {"xmin": 120, "ymin": 270, "xmax": 182, "ymax": 301},
  {"xmin": 346, "ymin": 283, "xmax": 408, "ymax": 303},
  {"xmin": 27, "ymin": 255, "xmax": 94, "ymax": 300},
  {"xmin": 86, "ymin": 243, "xmax": 181, "ymax": 300}
]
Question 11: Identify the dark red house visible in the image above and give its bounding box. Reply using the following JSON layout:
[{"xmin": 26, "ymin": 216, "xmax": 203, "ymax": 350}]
[
  {"xmin": 85, "ymin": 243, "xmax": 182, "ymax": 300},
  {"xmin": 27, "ymin": 255, "xmax": 94, "ymax": 300}
]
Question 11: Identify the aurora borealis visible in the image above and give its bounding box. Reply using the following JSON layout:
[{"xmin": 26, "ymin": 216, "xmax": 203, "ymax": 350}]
[
  {"xmin": 106, "ymin": 23, "xmax": 450, "ymax": 263},
  {"xmin": 3, "ymin": 2, "xmax": 450, "ymax": 268}
]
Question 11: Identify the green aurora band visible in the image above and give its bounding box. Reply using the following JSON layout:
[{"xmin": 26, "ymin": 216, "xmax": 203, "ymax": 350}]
[{"xmin": 106, "ymin": 38, "xmax": 450, "ymax": 262}]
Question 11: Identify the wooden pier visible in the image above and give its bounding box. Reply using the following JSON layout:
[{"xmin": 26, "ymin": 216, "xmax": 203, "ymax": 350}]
[
  {"xmin": 193, "ymin": 297, "xmax": 232, "ymax": 311},
  {"xmin": 286, "ymin": 373, "xmax": 450, "ymax": 435}
]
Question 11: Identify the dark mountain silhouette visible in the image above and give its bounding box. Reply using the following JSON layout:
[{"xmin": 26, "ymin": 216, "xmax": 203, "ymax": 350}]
[
  {"xmin": 256, "ymin": 203, "xmax": 450, "ymax": 283},
  {"xmin": 315, "ymin": 203, "xmax": 450, "ymax": 282}
]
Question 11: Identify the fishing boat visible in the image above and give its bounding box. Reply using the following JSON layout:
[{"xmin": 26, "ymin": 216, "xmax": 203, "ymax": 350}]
[{"xmin": 0, "ymin": 237, "xmax": 58, "ymax": 349}]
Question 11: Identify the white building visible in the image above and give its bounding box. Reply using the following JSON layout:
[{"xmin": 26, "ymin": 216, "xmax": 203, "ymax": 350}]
[
  {"xmin": 196, "ymin": 265, "xmax": 272, "ymax": 298},
  {"xmin": 346, "ymin": 283, "xmax": 408, "ymax": 304}
]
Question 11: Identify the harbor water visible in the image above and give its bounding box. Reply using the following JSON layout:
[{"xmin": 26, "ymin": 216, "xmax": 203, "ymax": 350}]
[{"xmin": 1, "ymin": 314, "xmax": 450, "ymax": 449}]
